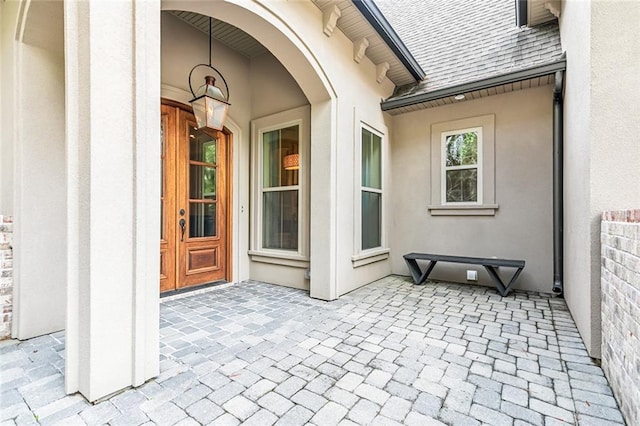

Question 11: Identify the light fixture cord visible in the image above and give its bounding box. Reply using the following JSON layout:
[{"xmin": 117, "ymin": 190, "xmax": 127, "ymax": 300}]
[{"xmin": 208, "ymin": 17, "xmax": 212, "ymax": 67}]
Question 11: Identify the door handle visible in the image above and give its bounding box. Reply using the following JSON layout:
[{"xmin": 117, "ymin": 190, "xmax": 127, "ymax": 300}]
[{"xmin": 179, "ymin": 218, "xmax": 186, "ymax": 242}]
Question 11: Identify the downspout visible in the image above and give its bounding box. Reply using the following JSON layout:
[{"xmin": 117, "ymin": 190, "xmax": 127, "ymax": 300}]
[{"xmin": 552, "ymin": 70, "xmax": 564, "ymax": 295}]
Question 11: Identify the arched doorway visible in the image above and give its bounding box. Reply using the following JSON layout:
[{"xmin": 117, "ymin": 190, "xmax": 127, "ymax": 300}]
[{"xmin": 162, "ymin": 0, "xmax": 339, "ymax": 300}]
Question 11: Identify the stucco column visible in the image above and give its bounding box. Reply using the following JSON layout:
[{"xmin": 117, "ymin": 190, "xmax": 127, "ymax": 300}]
[
  {"xmin": 309, "ymin": 99, "xmax": 339, "ymax": 301},
  {"xmin": 64, "ymin": 0, "xmax": 161, "ymax": 401},
  {"xmin": 560, "ymin": 0, "xmax": 640, "ymax": 358}
]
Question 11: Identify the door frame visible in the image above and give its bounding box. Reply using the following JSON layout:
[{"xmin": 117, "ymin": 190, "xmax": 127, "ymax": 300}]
[{"xmin": 161, "ymin": 98, "xmax": 234, "ymax": 291}]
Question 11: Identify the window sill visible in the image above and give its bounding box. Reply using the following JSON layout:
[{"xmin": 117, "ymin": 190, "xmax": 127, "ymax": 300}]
[
  {"xmin": 351, "ymin": 248, "xmax": 390, "ymax": 268},
  {"xmin": 248, "ymin": 250, "xmax": 310, "ymax": 268},
  {"xmin": 428, "ymin": 204, "xmax": 499, "ymax": 216}
]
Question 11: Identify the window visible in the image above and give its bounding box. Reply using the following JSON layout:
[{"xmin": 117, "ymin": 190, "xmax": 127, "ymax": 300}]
[
  {"xmin": 442, "ymin": 128, "xmax": 482, "ymax": 204},
  {"xmin": 361, "ymin": 128, "xmax": 382, "ymax": 250},
  {"xmin": 429, "ymin": 115, "xmax": 497, "ymax": 216},
  {"xmin": 249, "ymin": 106, "xmax": 309, "ymax": 264},
  {"xmin": 352, "ymin": 122, "xmax": 389, "ymax": 268},
  {"xmin": 262, "ymin": 125, "xmax": 299, "ymax": 251}
]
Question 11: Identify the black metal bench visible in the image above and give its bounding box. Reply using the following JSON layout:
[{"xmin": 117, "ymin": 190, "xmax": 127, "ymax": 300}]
[{"xmin": 403, "ymin": 253, "xmax": 525, "ymax": 297}]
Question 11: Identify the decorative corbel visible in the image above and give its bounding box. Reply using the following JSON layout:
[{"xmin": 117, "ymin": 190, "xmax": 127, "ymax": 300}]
[
  {"xmin": 322, "ymin": 3, "xmax": 342, "ymax": 37},
  {"xmin": 545, "ymin": 1, "xmax": 561, "ymax": 19},
  {"xmin": 353, "ymin": 38, "xmax": 369, "ymax": 63},
  {"xmin": 376, "ymin": 62, "xmax": 390, "ymax": 84}
]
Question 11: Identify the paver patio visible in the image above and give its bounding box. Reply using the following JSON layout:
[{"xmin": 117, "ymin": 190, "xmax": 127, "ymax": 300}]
[{"xmin": 0, "ymin": 276, "xmax": 626, "ymax": 425}]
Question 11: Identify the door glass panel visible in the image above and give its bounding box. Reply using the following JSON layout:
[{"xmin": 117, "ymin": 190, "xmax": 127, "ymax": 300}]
[
  {"xmin": 190, "ymin": 127, "xmax": 217, "ymax": 164},
  {"xmin": 263, "ymin": 190, "xmax": 298, "ymax": 250},
  {"xmin": 189, "ymin": 202, "xmax": 216, "ymax": 238},
  {"xmin": 190, "ymin": 165, "xmax": 216, "ymax": 200}
]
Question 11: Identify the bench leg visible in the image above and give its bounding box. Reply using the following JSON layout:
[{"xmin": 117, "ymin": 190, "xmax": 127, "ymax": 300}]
[
  {"xmin": 483, "ymin": 265, "xmax": 525, "ymax": 297},
  {"xmin": 405, "ymin": 257, "xmax": 438, "ymax": 285}
]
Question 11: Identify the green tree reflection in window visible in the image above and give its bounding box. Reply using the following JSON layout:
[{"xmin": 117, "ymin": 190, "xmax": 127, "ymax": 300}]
[{"xmin": 444, "ymin": 130, "xmax": 478, "ymax": 203}]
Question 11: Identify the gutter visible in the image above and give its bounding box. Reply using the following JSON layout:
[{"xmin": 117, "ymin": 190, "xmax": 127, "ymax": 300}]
[
  {"xmin": 515, "ymin": 0, "xmax": 528, "ymax": 27},
  {"xmin": 352, "ymin": 0, "xmax": 425, "ymax": 82},
  {"xmin": 552, "ymin": 70, "xmax": 564, "ymax": 295},
  {"xmin": 381, "ymin": 57, "xmax": 567, "ymax": 111}
]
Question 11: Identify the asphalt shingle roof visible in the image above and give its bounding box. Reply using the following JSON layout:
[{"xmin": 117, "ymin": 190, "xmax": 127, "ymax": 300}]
[{"xmin": 374, "ymin": 0, "xmax": 563, "ymax": 101}]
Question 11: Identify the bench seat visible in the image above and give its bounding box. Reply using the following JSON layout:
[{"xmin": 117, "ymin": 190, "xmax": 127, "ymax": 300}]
[{"xmin": 403, "ymin": 252, "xmax": 525, "ymax": 297}]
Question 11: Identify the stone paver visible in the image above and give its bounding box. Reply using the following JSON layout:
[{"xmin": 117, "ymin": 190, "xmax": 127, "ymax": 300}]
[{"xmin": 0, "ymin": 277, "xmax": 627, "ymax": 425}]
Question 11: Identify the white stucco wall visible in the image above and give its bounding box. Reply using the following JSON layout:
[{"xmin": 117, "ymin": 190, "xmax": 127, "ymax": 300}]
[
  {"xmin": 13, "ymin": 43, "xmax": 66, "ymax": 338},
  {"xmin": 0, "ymin": 0, "xmax": 17, "ymax": 214},
  {"xmin": 560, "ymin": 0, "xmax": 640, "ymax": 357},
  {"xmin": 390, "ymin": 86, "xmax": 554, "ymax": 293}
]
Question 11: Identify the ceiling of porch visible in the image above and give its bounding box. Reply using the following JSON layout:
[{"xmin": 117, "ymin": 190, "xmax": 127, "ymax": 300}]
[{"xmin": 169, "ymin": 11, "xmax": 268, "ymax": 59}]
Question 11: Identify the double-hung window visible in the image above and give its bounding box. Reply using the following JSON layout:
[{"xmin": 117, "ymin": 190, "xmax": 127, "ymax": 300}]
[
  {"xmin": 352, "ymin": 122, "xmax": 389, "ymax": 267},
  {"xmin": 442, "ymin": 128, "xmax": 482, "ymax": 204},
  {"xmin": 361, "ymin": 127, "xmax": 382, "ymax": 251},
  {"xmin": 250, "ymin": 106, "xmax": 309, "ymax": 263},
  {"xmin": 429, "ymin": 114, "xmax": 497, "ymax": 215},
  {"xmin": 262, "ymin": 125, "xmax": 300, "ymax": 251}
]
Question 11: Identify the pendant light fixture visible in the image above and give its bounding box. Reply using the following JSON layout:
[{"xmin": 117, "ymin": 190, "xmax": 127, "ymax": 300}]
[{"xmin": 188, "ymin": 17, "xmax": 231, "ymax": 131}]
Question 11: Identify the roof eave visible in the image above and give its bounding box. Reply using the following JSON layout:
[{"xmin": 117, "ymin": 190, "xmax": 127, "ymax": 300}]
[
  {"xmin": 381, "ymin": 57, "xmax": 567, "ymax": 112},
  {"xmin": 352, "ymin": 0, "xmax": 426, "ymax": 82}
]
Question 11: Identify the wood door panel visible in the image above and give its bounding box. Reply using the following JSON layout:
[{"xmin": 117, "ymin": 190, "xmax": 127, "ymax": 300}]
[
  {"xmin": 160, "ymin": 105, "xmax": 177, "ymax": 293},
  {"xmin": 160, "ymin": 249, "xmax": 168, "ymax": 279},
  {"xmin": 187, "ymin": 247, "xmax": 219, "ymax": 272}
]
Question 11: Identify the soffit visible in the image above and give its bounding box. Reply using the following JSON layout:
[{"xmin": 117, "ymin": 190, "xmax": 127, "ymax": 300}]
[
  {"xmin": 384, "ymin": 74, "xmax": 555, "ymax": 115},
  {"xmin": 311, "ymin": 0, "xmax": 417, "ymax": 86},
  {"xmin": 528, "ymin": 0, "xmax": 558, "ymax": 26},
  {"xmin": 169, "ymin": 11, "xmax": 268, "ymax": 59}
]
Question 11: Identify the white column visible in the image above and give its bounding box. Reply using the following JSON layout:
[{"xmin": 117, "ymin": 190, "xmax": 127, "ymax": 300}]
[
  {"xmin": 309, "ymin": 99, "xmax": 339, "ymax": 301},
  {"xmin": 65, "ymin": 0, "xmax": 160, "ymax": 401}
]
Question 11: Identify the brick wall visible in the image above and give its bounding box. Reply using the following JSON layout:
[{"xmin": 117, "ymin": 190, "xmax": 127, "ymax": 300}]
[
  {"xmin": 0, "ymin": 215, "xmax": 13, "ymax": 339},
  {"xmin": 601, "ymin": 209, "xmax": 640, "ymax": 424}
]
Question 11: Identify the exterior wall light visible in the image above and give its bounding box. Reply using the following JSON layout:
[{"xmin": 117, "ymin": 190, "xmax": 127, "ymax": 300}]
[
  {"xmin": 189, "ymin": 17, "xmax": 231, "ymax": 131},
  {"xmin": 454, "ymin": 94, "xmax": 466, "ymax": 101}
]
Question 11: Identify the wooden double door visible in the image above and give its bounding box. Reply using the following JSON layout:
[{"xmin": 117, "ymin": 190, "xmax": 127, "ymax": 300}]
[{"xmin": 160, "ymin": 101, "xmax": 231, "ymax": 293}]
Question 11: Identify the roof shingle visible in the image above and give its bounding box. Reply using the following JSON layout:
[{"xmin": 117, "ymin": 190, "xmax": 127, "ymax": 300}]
[{"xmin": 374, "ymin": 0, "xmax": 563, "ymax": 101}]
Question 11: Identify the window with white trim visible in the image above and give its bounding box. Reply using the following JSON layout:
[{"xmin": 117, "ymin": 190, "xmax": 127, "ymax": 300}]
[
  {"xmin": 442, "ymin": 127, "xmax": 482, "ymax": 204},
  {"xmin": 249, "ymin": 106, "xmax": 309, "ymax": 263},
  {"xmin": 429, "ymin": 114, "xmax": 497, "ymax": 216},
  {"xmin": 352, "ymin": 121, "xmax": 389, "ymax": 267}
]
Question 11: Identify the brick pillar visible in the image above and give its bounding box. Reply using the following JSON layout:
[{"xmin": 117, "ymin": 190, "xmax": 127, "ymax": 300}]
[
  {"xmin": 601, "ymin": 209, "xmax": 640, "ymax": 424},
  {"xmin": 0, "ymin": 215, "xmax": 13, "ymax": 339}
]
